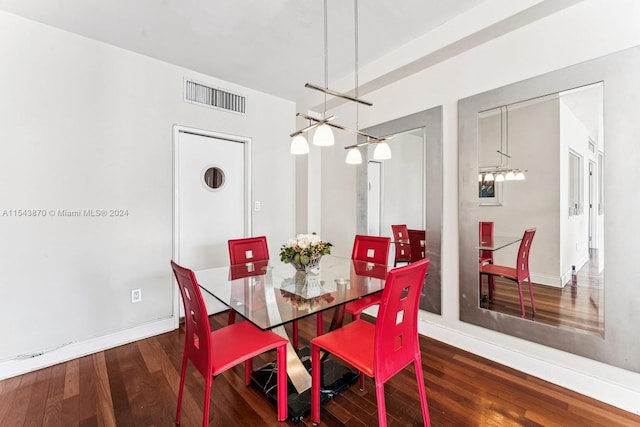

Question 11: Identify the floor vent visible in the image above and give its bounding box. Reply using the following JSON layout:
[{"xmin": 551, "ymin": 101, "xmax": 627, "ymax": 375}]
[{"xmin": 184, "ymin": 79, "xmax": 246, "ymax": 114}]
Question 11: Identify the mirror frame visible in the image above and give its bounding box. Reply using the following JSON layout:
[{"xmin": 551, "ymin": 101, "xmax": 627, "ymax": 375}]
[
  {"xmin": 356, "ymin": 106, "xmax": 443, "ymax": 314},
  {"xmin": 458, "ymin": 46, "xmax": 640, "ymax": 372}
]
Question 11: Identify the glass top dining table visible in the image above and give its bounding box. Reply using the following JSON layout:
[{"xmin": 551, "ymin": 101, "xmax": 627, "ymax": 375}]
[{"xmin": 195, "ymin": 255, "xmax": 389, "ymax": 331}]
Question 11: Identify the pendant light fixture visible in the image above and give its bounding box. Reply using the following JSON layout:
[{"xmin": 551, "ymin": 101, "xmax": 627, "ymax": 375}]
[
  {"xmin": 290, "ymin": 134, "xmax": 310, "ymax": 154},
  {"xmin": 345, "ymin": 147, "xmax": 362, "ymax": 164},
  {"xmin": 373, "ymin": 141, "xmax": 392, "ymax": 160},
  {"xmin": 479, "ymin": 105, "xmax": 527, "ymax": 182},
  {"xmin": 289, "ymin": 0, "xmax": 391, "ymax": 159}
]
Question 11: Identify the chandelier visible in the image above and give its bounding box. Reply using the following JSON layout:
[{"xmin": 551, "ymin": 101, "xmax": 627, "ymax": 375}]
[
  {"xmin": 479, "ymin": 105, "xmax": 526, "ymax": 182},
  {"xmin": 289, "ymin": 0, "xmax": 393, "ymax": 163}
]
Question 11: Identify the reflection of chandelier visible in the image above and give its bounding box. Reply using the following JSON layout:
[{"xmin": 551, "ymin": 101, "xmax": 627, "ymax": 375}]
[
  {"xmin": 479, "ymin": 106, "xmax": 527, "ymax": 182},
  {"xmin": 289, "ymin": 0, "xmax": 393, "ymax": 163}
]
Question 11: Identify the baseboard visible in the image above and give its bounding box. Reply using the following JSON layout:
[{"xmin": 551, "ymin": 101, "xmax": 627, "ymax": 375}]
[
  {"xmin": 530, "ymin": 272, "xmax": 563, "ymax": 287},
  {"xmin": 418, "ymin": 318, "xmax": 640, "ymax": 416},
  {"xmin": 0, "ymin": 317, "xmax": 177, "ymax": 381}
]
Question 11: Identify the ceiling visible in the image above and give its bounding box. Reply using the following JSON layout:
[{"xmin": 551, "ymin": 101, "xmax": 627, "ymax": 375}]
[{"xmin": 0, "ymin": 0, "xmax": 486, "ymax": 102}]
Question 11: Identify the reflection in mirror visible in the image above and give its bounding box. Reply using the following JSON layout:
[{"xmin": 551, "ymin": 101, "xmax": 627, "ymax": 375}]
[
  {"xmin": 367, "ymin": 128, "xmax": 424, "ymax": 236},
  {"xmin": 459, "ymin": 46, "xmax": 640, "ymax": 373},
  {"xmin": 477, "ymin": 83, "xmax": 604, "ymax": 336},
  {"xmin": 357, "ymin": 107, "xmax": 442, "ymax": 314}
]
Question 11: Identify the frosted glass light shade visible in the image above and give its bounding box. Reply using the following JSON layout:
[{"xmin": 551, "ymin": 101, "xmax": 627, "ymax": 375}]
[
  {"xmin": 373, "ymin": 142, "xmax": 391, "ymax": 160},
  {"xmin": 505, "ymin": 171, "xmax": 515, "ymax": 180},
  {"xmin": 478, "ymin": 174, "xmax": 483, "ymax": 182},
  {"xmin": 312, "ymin": 123, "xmax": 335, "ymax": 146},
  {"xmin": 515, "ymin": 171, "xmax": 526, "ymax": 180},
  {"xmin": 495, "ymin": 173, "xmax": 505, "ymax": 182},
  {"xmin": 290, "ymin": 134, "xmax": 309, "ymax": 154},
  {"xmin": 484, "ymin": 172, "xmax": 494, "ymax": 181},
  {"xmin": 345, "ymin": 147, "xmax": 362, "ymax": 164}
]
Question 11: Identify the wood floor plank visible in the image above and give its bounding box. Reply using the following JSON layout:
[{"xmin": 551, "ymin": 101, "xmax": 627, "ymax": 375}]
[
  {"xmin": 0, "ymin": 376, "xmax": 22, "ymax": 426},
  {"xmin": 42, "ymin": 363, "xmax": 66, "ymax": 427},
  {"xmin": 92, "ymin": 352, "xmax": 117, "ymax": 426},
  {"xmin": 23, "ymin": 367, "xmax": 51, "ymax": 426}
]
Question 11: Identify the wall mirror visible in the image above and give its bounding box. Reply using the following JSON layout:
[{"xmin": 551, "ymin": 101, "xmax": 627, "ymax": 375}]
[
  {"xmin": 477, "ymin": 82, "xmax": 604, "ymax": 336},
  {"xmin": 357, "ymin": 106, "xmax": 443, "ymax": 314},
  {"xmin": 458, "ymin": 46, "xmax": 640, "ymax": 372}
]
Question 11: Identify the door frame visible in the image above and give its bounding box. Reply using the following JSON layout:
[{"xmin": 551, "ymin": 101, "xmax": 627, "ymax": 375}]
[
  {"xmin": 172, "ymin": 125, "xmax": 252, "ymax": 325},
  {"xmin": 367, "ymin": 160, "xmax": 383, "ymax": 236}
]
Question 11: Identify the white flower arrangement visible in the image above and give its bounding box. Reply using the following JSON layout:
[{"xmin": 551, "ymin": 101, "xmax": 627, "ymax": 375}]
[{"xmin": 280, "ymin": 233, "xmax": 332, "ymax": 269}]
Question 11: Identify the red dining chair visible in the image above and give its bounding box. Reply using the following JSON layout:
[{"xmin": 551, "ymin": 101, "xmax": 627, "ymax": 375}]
[
  {"xmin": 228, "ymin": 235, "xmax": 270, "ymax": 264},
  {"xmin": 408, "ymin": 229, "xmax": 426, "ymax": 263},
  {"xmin": 226, "ymin": 236, "xmax": 270, "ymax": 325},
  {"xmin": 344, "ymin": 235, "xmax": 391, "ymax": 322},
  {"xmin": 170, "ymin": 260, "xmax": 288, "ymax": 426},
  {"xmin": 227, "ymin": 236, "xmax": 303, "ymax": 348},
  {"xmin": 391, "ymin": 224, "xmax": 411, "ymax": 266},
  {"xmin": 311, "ymin": 258, "xmax": 431, "ymax": 427},
  {"xmin": 479, "ymin": 228, "xmax": 537, "ymax": 318},
  {"xmin": 478, "ymin": 222, "xmax": 495, "ymax": 298}
]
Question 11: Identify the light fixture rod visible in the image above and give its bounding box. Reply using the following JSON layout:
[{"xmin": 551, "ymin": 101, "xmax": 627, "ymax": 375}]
[
  {"xmin": 289, "ymin": 114, "xmax": 336, "ymax": 137},
  {"xmin": 304, "ymin": 83, "xmax": 373, "ymax": 106},
  {"xmin": 294, "ymin": 113, "xmax": 383, "ymax": 141},
  {"xmin": 344, "ymin": 134, "xmax": 394, "ymax": 150},
  {"xmin": 496, "ymin": 150, "xmax": 512, "ymax": 158}
]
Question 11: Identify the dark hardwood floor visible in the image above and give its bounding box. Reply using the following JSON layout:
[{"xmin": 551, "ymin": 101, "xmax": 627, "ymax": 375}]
[{"xmin": 1, "ymin": 311, "xmax": 638, "ymax": 427}]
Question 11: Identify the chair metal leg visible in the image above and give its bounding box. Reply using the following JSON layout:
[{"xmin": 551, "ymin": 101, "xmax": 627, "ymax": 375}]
[
  {"xmin": 414, "ymin": 358, "xmax": 431, "ymax": 427},
  {"xmin": 244, "ymin": 357, "xmax": 252, "ymax": 385},
  {"xmin": 311, "ymin": 344, "xmax": 322, "ymax": 424},
  {"xmin": 517, "ymin": 281, "xmax": 526, "ymax": 318},
  {"xmin": 175, "ymin": 353, "xmax": 188, "ymax": 424},
  {"xmin": 203, "ymin": 377, "xmax": 212, "ymax": 427},
  {"xmin": 527, "ymin": 276, "xmax": 537, "ymax": 313},
  {"xmin": 375, "ymin": 380, "xmax": 387, "ymax": 427},
  {"xmin": 227, "ymin": 310, "xmax": 236, "ymax": 325},
  {"xmin": 276, "ymin": 344, "xmax": 288, "ymax": 421},
  {"xmin": 316, "ymin": 312, "xmax": 323, "ymax": 336}
]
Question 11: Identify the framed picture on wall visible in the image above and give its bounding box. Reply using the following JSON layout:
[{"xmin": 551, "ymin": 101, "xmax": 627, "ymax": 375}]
[{"xmin": 479, "ymin": 168, "xmax": 503, "ymax": 206}]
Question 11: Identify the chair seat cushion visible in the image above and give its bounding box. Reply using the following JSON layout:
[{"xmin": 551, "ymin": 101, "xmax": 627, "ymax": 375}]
[
  {"xmin": 345, "ymin": 292, "xmax": 382, "ymax": 315},
  {"xmin": 210, "ymin": 321, "xmax": 287, "ymax": 376},
  {"xmin": 480, "ymin": 264, "xmax": 517, "ymax": 280},
  {"xmin": 311, "ymin": 320, "xmax": 375, "ymax": 377}
]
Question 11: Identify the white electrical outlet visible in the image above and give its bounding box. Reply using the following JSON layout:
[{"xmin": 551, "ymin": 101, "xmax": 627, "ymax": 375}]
[{"xmin": 131, "ymin": 288, "xmax": 142, "ymax": 303}]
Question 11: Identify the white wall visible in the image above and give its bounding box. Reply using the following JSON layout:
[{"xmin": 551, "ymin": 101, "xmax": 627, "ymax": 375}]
[
  {"xmin": 0, "ymin": 11, "xmax": 295, "ymax": 378},
  {"xmin": 320, "ymin": 0, "xmax": 640, "ymax": 415}
]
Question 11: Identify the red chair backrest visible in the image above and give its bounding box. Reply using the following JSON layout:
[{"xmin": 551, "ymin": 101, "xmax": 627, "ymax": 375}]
[
  {"xmin": 516, "ymin": 228, "xmax": 536, "ymax": 283},
  {"xmin": 479, "ymin": 221, "xmax": 494, "ymax": 262},
  {"xmin": 391, "ymin": 224, "xmax": 411, "ymax": 260},
  {"xmin": 170, "ymin": 260, "xmax": 212, "ymax": 380},
  {"xmin": 407, "ymin": 229, "xmax": 426, "ymax": 262},
  {"xmin": 351, "ymin": 235, "xmax": 390, "ymax": 265},
  {"xmin": 228, "ymin": 236, "xmax": 269, "ymax": 264},
  {"xmin": 374, "ymin": 258, "xmax": 430, "ymax": 383}
]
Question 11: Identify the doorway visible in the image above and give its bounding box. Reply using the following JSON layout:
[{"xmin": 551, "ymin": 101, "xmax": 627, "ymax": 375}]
[{"xmin": 173, "ymin": 126, "xmax": 251, "ymax": 318}]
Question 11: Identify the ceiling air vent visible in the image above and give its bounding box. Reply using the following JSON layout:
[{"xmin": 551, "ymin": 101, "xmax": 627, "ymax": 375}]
[{"xmin": 184, "ymin": 79, "xmax": 246, "ymax": 114}]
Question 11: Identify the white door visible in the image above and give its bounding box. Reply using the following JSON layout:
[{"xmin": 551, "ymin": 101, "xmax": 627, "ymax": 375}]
[{"xmin": 173, "ymin": 126, "xmax": 250, "ymax": 315}]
